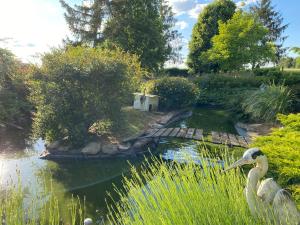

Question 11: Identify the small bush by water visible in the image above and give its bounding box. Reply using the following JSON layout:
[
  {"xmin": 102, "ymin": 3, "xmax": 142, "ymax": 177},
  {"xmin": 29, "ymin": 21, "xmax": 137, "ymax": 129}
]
[{"xmin": 143, "ymin": 77, "xmax": 199, "ymax": 110}]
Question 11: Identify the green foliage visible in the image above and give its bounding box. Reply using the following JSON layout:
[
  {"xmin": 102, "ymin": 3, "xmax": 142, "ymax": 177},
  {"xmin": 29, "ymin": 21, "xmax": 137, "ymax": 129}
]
[
  {"xmin": 164, "ymin": 67, "xmax": 189, "ymax": 77},
  {"xmin": 144, "ymin": 77, "xmax": 199, "ymax": 110},
  {"xmin": 195, "ymin": 74, "xmax": 267, "ymax": 89},
  {"xmin": 292, "ymin": 47, "xmax": 300, "ymax": 55},
  {"xmin": 104, "ymin": 0, "xmax": 180, "ymax": 73},
  {"xmin": 206, "ymin": 11, "xmax": 275, "ymax": 71},
  {"xmin": 0, "ymin": 175, "xmax": 84, "ymax": 224},
  {"xmin": 251, "ymin": 0, "xmax": 288, "ymax": 63},
  {"xmin": 296, "ymin": 57, "xmax": 300, "ymax": 69},
  {"xmin": 194, "ymin": 74, "xmax": 266, "ymax": 116},
  {"xmin": 107, "ymin": 154, "xmax": 281, "ymax": 224},
  {"xmin": 88, "ymin": 119, "xmax": 113, "ymax": 137},
  {"xmin": 60, "ymin": 0, "xmax": 107, "ymax": 46},
  {"xmin": 252, "ymin": 113, "xmax": 300, "ymax": 205},
  {"xmin": 280, "ymin": 57, "xmax": 296, "ymax": 69},
  {"xmin": 188, "ymin": 0, "xmax": 236, "ymax": 74},
  {"xmin": 0, "ymin": 48, "xmax": 31, "ymax": 124},
  {"xmin": 30, "ymin": 46, "xmax": 142, "ymax": 146},
  {"xmin": 242, "ymin": 83, "xmax": 294, "ymax": 122}
]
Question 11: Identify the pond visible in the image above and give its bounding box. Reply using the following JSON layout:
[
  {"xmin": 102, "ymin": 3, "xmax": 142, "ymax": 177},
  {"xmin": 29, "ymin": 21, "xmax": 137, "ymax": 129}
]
[{"xmin": 0, "ymin": 106, "xmax": 237, "ymax": 222}]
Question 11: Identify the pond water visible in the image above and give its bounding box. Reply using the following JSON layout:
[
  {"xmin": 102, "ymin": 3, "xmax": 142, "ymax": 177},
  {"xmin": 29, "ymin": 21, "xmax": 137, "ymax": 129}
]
[{"xmin": 0, "ymin": 106, "xmax": 237, "ymax": 222}]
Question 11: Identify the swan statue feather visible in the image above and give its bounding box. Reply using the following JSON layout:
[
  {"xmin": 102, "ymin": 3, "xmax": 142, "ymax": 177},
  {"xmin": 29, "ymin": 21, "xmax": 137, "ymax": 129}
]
[{"xmin": 225, "ymin": 148, "xmax": 300, "ymax": 225}]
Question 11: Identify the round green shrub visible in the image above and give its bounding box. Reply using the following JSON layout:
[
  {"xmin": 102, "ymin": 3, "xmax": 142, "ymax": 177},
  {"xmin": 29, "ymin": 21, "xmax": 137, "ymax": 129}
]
[
  {"xmin": 30, "ymin": 46, "xmax": 142, "ymax": 146},
  {"xmin": 144, "ymin": 77, "xmax": 199, "ymax": 110}
]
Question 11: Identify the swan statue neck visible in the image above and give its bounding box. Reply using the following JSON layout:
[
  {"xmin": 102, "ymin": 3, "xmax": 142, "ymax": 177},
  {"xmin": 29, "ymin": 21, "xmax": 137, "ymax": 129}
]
[{"xmin": 246, "ymin": 155, "xmax": 268, "ymax": 216}]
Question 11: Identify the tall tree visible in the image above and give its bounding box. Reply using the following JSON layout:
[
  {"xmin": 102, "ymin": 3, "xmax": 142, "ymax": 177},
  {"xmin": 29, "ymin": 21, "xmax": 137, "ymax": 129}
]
[
  {"xmin": 206, "ymin": 11, "xmax": 274, "ymax": 71},
  {"xmin": 187, "ymin": 0, "xmax": 236, "ymax": 74},
  {"xmin": 60, "ymin": 0, "xmax": 109, "ymax": 47},
  {"xmin": 251, "ymin": 0, "xmax": 288, "ymax": 64},
  {"xmin": 0, "ymin": 48, "xmax": 31, "ymax": 123},
  {"xmin": 104, "ymin": 0, "xmax": 181, "ymax": 73}
]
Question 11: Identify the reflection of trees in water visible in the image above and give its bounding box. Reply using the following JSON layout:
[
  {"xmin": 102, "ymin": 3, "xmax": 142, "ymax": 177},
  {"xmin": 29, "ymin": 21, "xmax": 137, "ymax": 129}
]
[
  {"xmin": 0, "ymin": 127, "xmax": 30, "ymax": 153},
  {"xmin": 39, "ymin": 157, "xmax": 147, "ymax": 218}
]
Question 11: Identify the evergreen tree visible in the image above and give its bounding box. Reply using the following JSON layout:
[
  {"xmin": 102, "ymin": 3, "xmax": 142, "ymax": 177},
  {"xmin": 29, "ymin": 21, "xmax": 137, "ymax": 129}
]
[
  {"xmin": 251, "ymin": 0, "xmax": 288, "ymax": 64},
  {"xmin": 187, "ymin": 0, "xmax": 236, "ymax": 74},
  {"xmin": 60, "ymin": 0, "xmax": 109, "ymax": 47},
  {"xmin": 104, "ymin": 0, "xmax": 181, "ymax": 73}
]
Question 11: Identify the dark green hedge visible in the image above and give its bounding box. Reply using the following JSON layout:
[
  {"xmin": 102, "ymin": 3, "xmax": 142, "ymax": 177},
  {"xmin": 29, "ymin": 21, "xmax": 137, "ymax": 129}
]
[{"xmin": 144, "ymin": 77, "xmax": 199, "ymax": 110}]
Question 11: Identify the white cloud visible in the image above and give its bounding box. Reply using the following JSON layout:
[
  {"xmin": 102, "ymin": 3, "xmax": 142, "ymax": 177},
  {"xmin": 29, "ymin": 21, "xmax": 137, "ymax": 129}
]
[
  {"xmin": 236, "ymin": 0, "xmax": 259, "ymax": 8},
  {"xmin": 188, "ymin": 3, "xmax": 208, "ymax": 19},
  {"xmin": 168, "ymin": 0, "xmax": 197, "ymax": 15},
  {"xmin": 0, "ymin": 0, "xmax": 69, "ymax": 62},
  {"xmin": 176, "ymin": 21, "xmax": 189, "ymax": 30},
  {"xmin": 168, "ymin": 0, "xmax": 208, "ymax": 19}
]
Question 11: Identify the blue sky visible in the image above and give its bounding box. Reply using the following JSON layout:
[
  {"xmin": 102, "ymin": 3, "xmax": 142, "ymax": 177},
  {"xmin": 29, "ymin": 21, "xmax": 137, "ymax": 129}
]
[{"xmin": 0, "ymin": 0, "xmax": 299, "ymax": 64}]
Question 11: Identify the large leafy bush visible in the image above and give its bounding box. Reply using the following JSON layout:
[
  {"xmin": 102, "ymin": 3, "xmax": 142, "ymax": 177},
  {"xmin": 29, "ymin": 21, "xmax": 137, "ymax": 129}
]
[
  {"xmin": 30, "ymin": 46, "xmax": 142, "ymax": 146},
  {"xmin": 144, "ymin": 77, "xmax": 199, "ymax": 110},
  {"xmin": 0, "ymin": 48, "xmax": 31, "ymax": 124},
  {"xmin": 252, "ymin": 113, "xmax": 300, "ymax": 206},
  {"xmin": 242, "ymin": 83, "xmax": 294, "ymax": 122}
]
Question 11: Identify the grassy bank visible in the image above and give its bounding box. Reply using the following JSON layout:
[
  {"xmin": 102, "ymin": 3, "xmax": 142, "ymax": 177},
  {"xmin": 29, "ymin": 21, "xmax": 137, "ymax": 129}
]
[{"xmin": 114, "ymin": 106, "xmax": 162, "ymax": 140}]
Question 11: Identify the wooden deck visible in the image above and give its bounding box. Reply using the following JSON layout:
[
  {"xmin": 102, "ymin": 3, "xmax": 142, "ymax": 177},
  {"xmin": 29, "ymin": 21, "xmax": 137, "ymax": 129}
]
[{"xmin": 144, "ymin": 127, "xmax": 250, "ymax": 148}]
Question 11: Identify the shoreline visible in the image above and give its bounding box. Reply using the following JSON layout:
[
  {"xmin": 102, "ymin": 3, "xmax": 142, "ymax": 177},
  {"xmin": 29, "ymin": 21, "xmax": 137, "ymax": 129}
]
[{"xmin": 39, "ymin": 109, "xmax": 192, "ymax": 160}]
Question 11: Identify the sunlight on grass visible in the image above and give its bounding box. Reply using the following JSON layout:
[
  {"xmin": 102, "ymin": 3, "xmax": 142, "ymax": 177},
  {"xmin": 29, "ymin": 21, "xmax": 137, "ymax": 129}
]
[
  {"xmin": 0, "ymin": 172, "xmax": 84, "ymax": 225},
  {"xmin": 106, "ymin": 152, "xmax": 282, "ymax": 225}
]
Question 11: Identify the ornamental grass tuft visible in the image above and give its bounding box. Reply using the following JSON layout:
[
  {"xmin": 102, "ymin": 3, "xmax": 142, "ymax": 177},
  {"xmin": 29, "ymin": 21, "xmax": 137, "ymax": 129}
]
[{"xmin": 106, "ymin": 153, "xmax": 283, "ymax": 225}]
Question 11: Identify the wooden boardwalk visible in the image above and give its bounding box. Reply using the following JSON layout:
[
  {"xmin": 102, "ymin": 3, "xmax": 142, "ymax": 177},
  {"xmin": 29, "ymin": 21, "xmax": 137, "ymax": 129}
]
[{"xmin": 144, "ymin": 127, "xmax": 250, "ymax": 148}]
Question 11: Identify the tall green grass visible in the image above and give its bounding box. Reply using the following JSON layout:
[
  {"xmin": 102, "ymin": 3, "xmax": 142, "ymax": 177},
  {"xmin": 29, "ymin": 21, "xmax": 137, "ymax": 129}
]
[
  {"xmin": 242, "ymin": 83, "xmax": 294, "ymax": 122},
  {"xmin": 106, "ymin": 154, "xmax": 280, "ymax": 225},
  {"xmin": 0, "ymin": 173, "xmax": 84, "ymax": 225}
]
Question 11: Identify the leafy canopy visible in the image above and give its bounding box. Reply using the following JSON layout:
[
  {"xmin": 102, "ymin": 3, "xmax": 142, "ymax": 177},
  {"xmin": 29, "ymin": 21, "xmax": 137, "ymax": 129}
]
[
  {"xmin": 30, "ymin": 46, "xmax": 142, "ymax": 146},
  {"xmin": 104, "ymin": 0, "xmax": 180, "ymax": 73},
  {"xmin": 60, "ymin": 0, "xmax": 108, "ymax": 46},
  {"xmin": 206, "ymin": 11, "xmax": 275, "ymax": 71},
  {"xmin": 0, "ymin": 48, "xmax": 31, "ymax": 123},
  {"xmin": 187, "ymin": 0, "xmax": 236, "ymax": 74}
]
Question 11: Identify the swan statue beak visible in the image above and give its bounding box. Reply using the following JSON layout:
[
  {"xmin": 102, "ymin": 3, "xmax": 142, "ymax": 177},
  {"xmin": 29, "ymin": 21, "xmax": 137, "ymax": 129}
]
[{"xmin": 224, "ymin": 158, "xmax": 248, "ymax": 172}]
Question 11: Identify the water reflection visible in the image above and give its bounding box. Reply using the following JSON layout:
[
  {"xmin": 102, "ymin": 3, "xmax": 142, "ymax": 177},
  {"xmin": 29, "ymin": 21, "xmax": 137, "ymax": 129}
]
[{"xmin": 0, "ymin": 106, "xmax": 237, "ymax": 219}]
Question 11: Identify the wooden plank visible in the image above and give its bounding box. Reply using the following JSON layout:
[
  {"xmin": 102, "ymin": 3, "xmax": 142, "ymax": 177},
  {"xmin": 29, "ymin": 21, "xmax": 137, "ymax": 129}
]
[
  {"xmin": 153, "ymin": 128, "xmax": 167, "ymax": 137},
  {"xmin": 193, "ymin": 129, "xmax": 203, "ymax": 140},
  {"xmin": 244, "ymin": 136, "xmax": 252, "ymax": 145},
  {"xmin": 236, "ymin": 136, "xmax": 248, "ymax": 148},
  {"xmin": 161, "ymin": 128, "xmax": 174, "ymax": 137},
  {"xmin": 176, "ymin": 128, "xmax": 188, "ymax": 138},
  {"xmin": 169, "ymin": 128, "xmax": 180, "ymax": 137},
  {"xmin": 211, "ymin": 131, "xmax": 221, "ymax": 144},
  {"xmin": 185, "ymin": 128, "xmax": 195, "ymax": 139},
  {"xmin": 146, "ymin": 128, "xmax": 160, "ymax": 137},
  {"xmin": 219, "ymin": 132, "xmax": 230, "ymax": 145},
  {"xmin": 228, "ymin": 134, "xmax": 240, "ymax": 146}
]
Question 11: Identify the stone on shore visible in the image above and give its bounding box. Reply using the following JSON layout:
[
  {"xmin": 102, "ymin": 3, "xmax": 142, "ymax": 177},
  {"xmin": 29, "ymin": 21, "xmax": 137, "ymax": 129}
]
[
  {"xmin": 132, "ymin": 138, "xmax": 152, "ymax": 150},
  {"xmin": 81, "ymin": 142, "xmax": 102, "ymax": 155},
  {"xmin": 102, "ymin": 144, "xmax": 119, "ymax": 155}
]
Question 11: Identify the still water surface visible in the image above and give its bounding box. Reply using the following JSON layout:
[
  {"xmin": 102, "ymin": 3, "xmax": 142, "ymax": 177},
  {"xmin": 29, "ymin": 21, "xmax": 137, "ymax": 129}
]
[{"xmin": 0, "ymin": 106, "xmax": 236, "ymax": 221}]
